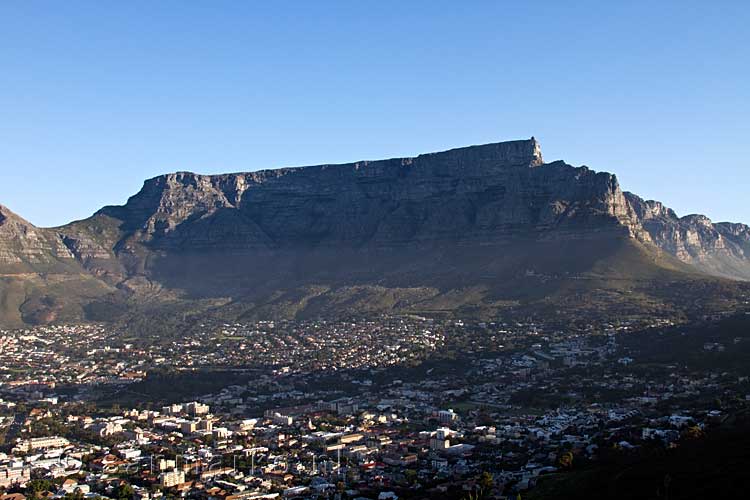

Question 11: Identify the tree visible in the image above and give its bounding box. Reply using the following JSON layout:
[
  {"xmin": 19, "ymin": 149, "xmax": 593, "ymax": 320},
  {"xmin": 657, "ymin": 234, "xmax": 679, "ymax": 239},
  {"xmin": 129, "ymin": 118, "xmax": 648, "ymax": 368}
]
[
  {"xmin": 558, "ymin": 451, "xmax": 574, "ymax": 469},
  {"xmin": 479, "ymin": 471, "xmax": 494, "ymax": 491},
  {"xmin": 404, "ymin": 469, "xmax": 418, "ymax": 485},
  {"xmin": 684, "ymin": 425, "xmax": 704, "ymax": 440},
  {"xmin": 64, "ymin": 490, "xmax": 85, "ymax": 500},
  {"xmin": 116, "ymin": 483, "xmax": 134, "ymax": 500},
  {"xmin": 26, "ymin": 480, "xmax": 53, "ymax": 500}
]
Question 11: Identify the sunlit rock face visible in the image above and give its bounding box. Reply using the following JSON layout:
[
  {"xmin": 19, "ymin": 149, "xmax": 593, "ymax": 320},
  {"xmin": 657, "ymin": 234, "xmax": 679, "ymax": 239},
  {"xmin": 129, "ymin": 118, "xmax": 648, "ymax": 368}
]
[
  {"xmin": 0, "ymin": 204, "xmax": 75, "ymax": 271},
  {"xmin": 625, "ymin": 193, "xmax": 750, "ymax": 279}
]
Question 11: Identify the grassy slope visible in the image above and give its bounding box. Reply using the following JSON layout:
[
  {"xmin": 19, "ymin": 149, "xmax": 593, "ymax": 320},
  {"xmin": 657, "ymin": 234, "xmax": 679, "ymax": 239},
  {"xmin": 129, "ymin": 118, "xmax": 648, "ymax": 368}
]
[
  {"xmin": 0, "ymin": 273, "xmax": 116, "ymax": 328},
  {"xmin": 2, "ymin": 216, "xmax": 748, "ymax": 328},
  {"xmin": 144, "ymin": 236, "xmax": 749, "ymax": 323}
]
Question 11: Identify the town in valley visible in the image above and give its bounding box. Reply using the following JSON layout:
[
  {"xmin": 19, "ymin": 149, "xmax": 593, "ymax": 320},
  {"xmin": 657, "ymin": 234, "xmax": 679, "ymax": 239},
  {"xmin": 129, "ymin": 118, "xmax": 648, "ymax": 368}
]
[{"xmin": 2, "ymin": 310, "xmax": 749, "ymax": 500}]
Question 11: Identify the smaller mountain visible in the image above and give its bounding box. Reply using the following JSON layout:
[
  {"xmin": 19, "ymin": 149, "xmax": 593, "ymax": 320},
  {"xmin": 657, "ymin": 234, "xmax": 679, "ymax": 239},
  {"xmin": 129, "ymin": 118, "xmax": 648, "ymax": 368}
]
[
  {"xmin": 0, "ymin": 204, "xmax": 77, "ymax": 273},
  {"xmin": 625, "ymin": 193, "xmax": 750, "ymax": 279},
  {"xmin": 0, "ymin": 205, "xmax": 115, "ymax": 327}
]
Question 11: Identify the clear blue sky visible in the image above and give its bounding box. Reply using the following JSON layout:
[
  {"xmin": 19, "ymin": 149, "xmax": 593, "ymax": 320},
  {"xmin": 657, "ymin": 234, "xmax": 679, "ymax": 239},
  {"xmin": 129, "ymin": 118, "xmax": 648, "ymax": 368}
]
[{"xmin": 1, "ymin": 0, "xmax": 748, "ymax": 227}]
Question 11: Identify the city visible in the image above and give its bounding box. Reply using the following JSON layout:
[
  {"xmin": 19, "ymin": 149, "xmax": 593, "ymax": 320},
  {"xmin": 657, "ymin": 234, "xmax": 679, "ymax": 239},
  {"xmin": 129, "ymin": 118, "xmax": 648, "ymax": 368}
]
[{"xmin": 2, "ymin": 312, "xmax": 749, "ymax": 499}]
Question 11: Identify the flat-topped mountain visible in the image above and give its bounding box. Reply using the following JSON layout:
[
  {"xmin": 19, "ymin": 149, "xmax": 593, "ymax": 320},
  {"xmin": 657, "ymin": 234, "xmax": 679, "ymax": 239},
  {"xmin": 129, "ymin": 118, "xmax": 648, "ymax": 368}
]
[{"xmin": 1, "ymin": 138, "xmax": 748, "ymax": 327}]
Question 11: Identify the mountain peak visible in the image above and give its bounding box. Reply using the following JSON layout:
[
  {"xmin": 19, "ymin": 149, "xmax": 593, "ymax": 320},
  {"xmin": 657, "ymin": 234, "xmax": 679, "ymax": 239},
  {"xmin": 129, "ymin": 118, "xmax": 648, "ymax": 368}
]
[
  {"xmin": 0, "ymin": 203, "xmax": 36, "ymax": 230},
  {"xmin": 0, "ymin": 203, "xmax": 19, "ymax": 222}
]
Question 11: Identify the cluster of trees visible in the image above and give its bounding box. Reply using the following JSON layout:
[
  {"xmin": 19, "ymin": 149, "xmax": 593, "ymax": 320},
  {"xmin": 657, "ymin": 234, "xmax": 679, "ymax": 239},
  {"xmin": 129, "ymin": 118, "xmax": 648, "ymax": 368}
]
[
  {"xmin": 461, "ymin": 471, "xmax": 498, "ymax": 500},
  {"xmin": 19, "ymin": 478, "xmax": 132, "ymax": 500}
]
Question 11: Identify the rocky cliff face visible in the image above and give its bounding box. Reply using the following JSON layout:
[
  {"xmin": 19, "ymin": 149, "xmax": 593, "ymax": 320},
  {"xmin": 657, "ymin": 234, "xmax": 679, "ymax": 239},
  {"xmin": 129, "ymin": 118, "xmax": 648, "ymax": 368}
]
[
  {"xmin": 624, "ymin": 193, "xmax": 750, "ymax": 279},
  {"xmin": 1, "ymin": 138, "xmax": 748, "ymax": 326},
  {"xmin": 0, "ymin": 204, "xmax": 76, "ymax": 272},
  {"xmin": 716, "ymin": 222, "xmax": 750, "ymax": 253},
  {"xmin": 89, "ymin": 138, "xmax": 644, "ymax": 251}
]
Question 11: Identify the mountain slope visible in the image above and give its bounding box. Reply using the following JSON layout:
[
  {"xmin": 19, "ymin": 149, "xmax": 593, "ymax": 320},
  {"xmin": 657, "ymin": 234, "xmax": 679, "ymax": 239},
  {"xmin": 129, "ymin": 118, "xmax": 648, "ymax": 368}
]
[
  {"xmin": 0, "ymin": 204, "xmax": 78, "ymax": 273},
  {"xmin": 0, "ymin": 205, "xmax": 115, "ymax": 327},
  {"xmin": 1, "ymin": 138, "xmax": 748, "ymax": 327}
]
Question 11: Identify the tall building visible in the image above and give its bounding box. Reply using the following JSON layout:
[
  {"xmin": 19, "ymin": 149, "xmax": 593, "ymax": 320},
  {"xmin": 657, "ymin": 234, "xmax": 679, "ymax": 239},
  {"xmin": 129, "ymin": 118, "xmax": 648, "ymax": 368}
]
[
  {"xmin": 180, "ymin": 421, "xmax": 198, "ymax": 434},
  {"xmin": 438, "ymin": 409, "xmax": 458, "ymax": 424},
  {"xmin": 187, "ymin": 402, "xmax": 209, "ymax": 416},
  {"xmin": 159, "ymin": 469, "xmax": 185, "ymax": 487},
  {"xmin": 430, "ymin": 427, "xmax": 452, "ymax": 450},
  {"xmin": 13, "ymin": 436, "xmax": 69, "ymax": 453},
  {"xmin": 198, "ymin": 418, "xmax": 213, "ymax": 432},
  {"xmin": 161, "ymin": 404, "xmax": 183, "ymax": 416},
  {"xmin": 0, "ymin": 466, "xmax": 31, "ymax": 488}
]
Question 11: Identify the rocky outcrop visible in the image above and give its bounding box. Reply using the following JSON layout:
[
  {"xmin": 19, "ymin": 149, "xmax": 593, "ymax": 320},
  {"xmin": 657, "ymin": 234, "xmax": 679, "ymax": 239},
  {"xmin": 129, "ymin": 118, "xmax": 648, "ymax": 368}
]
[
  {"xmin": 716, "ymin": 222, "xmax": 750, "ymax": 252},
  {"xmin": 624, "ymin": 193, "xmax": 750, "ymax": 279},
  {"xmin": 0, "ymin": 204, "xmax": 76, "ymax": 272}
]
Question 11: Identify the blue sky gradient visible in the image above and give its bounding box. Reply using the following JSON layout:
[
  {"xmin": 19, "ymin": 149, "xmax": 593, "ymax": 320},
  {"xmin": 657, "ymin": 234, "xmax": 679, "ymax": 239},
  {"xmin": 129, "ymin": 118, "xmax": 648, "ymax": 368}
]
[{"xmin": 1, "ymin": 0, "xmax": 748, "ymax": 227}]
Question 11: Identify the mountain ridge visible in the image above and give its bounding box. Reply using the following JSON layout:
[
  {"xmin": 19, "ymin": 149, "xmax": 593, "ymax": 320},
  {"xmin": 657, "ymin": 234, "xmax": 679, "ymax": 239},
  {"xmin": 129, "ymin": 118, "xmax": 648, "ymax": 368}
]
[
  {"xmin": 624, "ymin": 192, "xmax": 750, "ymax": 279},
  {"xmin": 1, "ymin": 138, "xmax": 749, "ymax": 327}
]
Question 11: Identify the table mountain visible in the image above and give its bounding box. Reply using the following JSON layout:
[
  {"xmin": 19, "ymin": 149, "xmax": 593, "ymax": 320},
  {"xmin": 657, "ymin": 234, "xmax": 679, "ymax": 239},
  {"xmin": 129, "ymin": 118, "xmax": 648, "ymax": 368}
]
[{"xmin": 1, "ymin": 138, "xmax": 748, "ymax": 326}]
